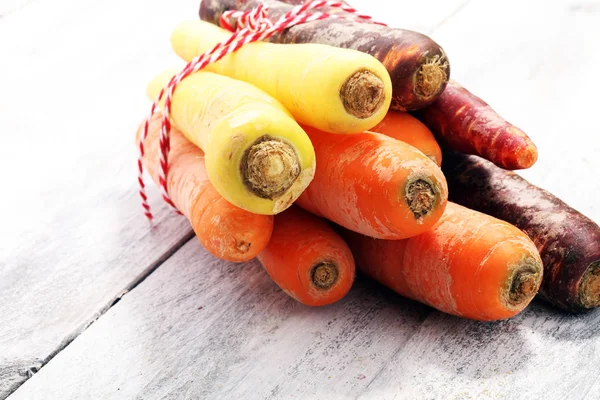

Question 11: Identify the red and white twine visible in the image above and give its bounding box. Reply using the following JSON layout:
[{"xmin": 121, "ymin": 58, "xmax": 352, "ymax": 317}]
[{"xmin": 138, "ymin": 0, "xmax": 384, "ymax": 220}]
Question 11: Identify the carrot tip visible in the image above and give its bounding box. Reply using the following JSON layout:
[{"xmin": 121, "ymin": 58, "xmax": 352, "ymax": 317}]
[
  {"xmin": 579, "ymin": 260, "xmax": 600, "ymax": 309},
  {"xmin": 507, "ymin": 259, "xmax": 542, "ymax": 306},
  {"xmin": 340, "ymin": 70, "xmax": 385, "ymax": 119},
  {"xmin": 405, "ymin": 178, "xmax": 436, "ymax": 219},
  {"xmin": 311, "ymin": 261, "xmax": 339, "ymax": 290},
  {"xmin": 242, "ymin": 135, "xmax": 300, "ymax": 200},
  {"xmin": 416, "ymin": 52, "xmax": 449, "ymax": 99}
]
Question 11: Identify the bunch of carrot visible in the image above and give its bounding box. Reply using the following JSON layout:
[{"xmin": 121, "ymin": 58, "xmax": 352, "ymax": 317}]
[{"xmin": 136, "ymin": 0, "xmax": 599, "ymax": 321}]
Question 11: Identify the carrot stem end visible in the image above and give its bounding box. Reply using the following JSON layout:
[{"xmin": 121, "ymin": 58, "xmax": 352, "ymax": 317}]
[
  {"xmin": 416, "ymin": 53, "xmax": 449, "ymax": 100},
  {"xmin": 579, "ymin": 260, "xmax": 600, "ymax": 309},
  {"xmin": 340, "ymin": 70, "xmax": 385, "ymax": 119},
  {"xmin": 507, "ymin": 259, "xmax": 542, "ymax": 306},
  {"xmin": 405, "ymin": 178, "xmax": 436, "ymax": 219},
  {"xmin": 242, "ymin": 136, "xmax": 301, "ymax": 200},
  {"xmin": 311, "ymin": 261, "xmax": 339, "ymax": 290}
]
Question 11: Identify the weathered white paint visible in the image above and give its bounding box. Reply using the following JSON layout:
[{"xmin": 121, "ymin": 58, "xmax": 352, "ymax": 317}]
[
  {"xmin": 0, "ymin": 0, "xmax": 468, "ymax": 397},
  {"xmin": 0, "ymin": 0, "xmax": 200, "ymax": 396},
  {"xmin": 9, "ymin": 241, "xmax": 432, "ymax": 400},
  {"xmin": 2, "ymin": 0, "xmax": 600, "ymax": 399},
  {"xmin": 358, "ymin": 305, "xmax": 600, "ymax": 399},
  {"xmin": 428, "ymin": 0, "xmax": 600, "ymax": 223},
  {"xmin": 10, "ymin": 243, "xmax": 600, "ymax": 400}
]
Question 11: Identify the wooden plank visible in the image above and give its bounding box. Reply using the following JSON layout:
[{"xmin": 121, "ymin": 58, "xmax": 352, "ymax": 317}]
[
  {"xmin": 355, "ymin": 1, "xmax": 600, "ymax": 397},
  {"xmin": 8, "ymin": 240, "xmax": 431, "ymax": 400},
  {"xmin": 0, "ymin": 0, "xmax": 467, "ymax": 397},
  {"xmin": 0, "ymin": 0, "xmax": 36, "ymax": 18},
  {"xmin": 0, "ymin": 0, "xmax": 200, "ymax": 397},
  {"xmin": 427, "ymin": 0, "xmax": 600, "ymax": 223},
  {"xmin": 357, "ymin": 302, "xmax": 600, "ymax": 399},
  {"xmin": 353, "ymin": 0, "xmax": 473, "ymax": 36},
  {"xmin": 7, "ymin": 0, "xmax": 600, "ymax": 399}
]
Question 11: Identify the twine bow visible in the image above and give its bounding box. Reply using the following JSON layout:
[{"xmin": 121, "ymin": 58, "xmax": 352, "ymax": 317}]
[{"xmin": 138, "ymin": 0, "xmax": 385, "ymax": 220}]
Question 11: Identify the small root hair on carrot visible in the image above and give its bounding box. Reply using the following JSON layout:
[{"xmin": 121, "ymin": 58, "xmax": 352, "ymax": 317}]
[
  {"xmin": 311, "ymin": 261, "xmax": 339, "ymax": 290},
  {"xmin": 579, "ymin": 261, "xmax": 600, "ymax": 309},
  {"xmin": 241, "ymin": 135, "xmax": 301, "ymax": 200},
  {"xmin": 340, "ymin": 70, "xmax": 386, "ymax": 119},
  {"xmin": 416, "ymin": 51, "xmax": 449, "ymax": 99},
  {"xmin": 405, "ymin": 178, "xmax": 436, "ymax": 219},
  {"xmin": 506, "ymin": 258, "xmax": 542, "ymax": 306}
]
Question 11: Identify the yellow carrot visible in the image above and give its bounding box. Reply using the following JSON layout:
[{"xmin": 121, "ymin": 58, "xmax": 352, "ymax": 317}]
[
  {"xmin": 147, "ymin": 69, "xmax": 315, "ymax": 215},
  {"xmin": 171, "ymin": 20, "xmax": 393, "ymax": 134}
]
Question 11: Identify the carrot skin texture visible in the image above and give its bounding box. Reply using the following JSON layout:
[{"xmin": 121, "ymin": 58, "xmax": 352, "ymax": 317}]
[
  {"xmin": 442, "ymin": 151, "xmax": 600, "ymax": 311},
  {"xmin": 137, "ymin": 113, "xmax": 273, "ymax": 262},
  {"xmin": 342, "ymin": 202, "xmax": 543, "ymax": 321},
  {"xmin": 199, "ymin": 0, "xmax": 450, "ymax": 111},
  {"xmin": 257, "ymin": 207, "xmax": 355, "ymax": 306},
  {"xmin": 369, "ymin": 111, "xmax": 442, "ymax": 166},
  {"xmin": 171, "ymin": 20, "xmax": 392, "ymax": 134},
  {"xmin": 413, "ymin": 80, "xmax": 538, "ymax": 170},
  {"xmin": 147, "ymin": 69, "xmax": 316, "ymax": 216},
  {"xmin": 296, "ymin": 126, "xmax": 448, "ymax": 239}
]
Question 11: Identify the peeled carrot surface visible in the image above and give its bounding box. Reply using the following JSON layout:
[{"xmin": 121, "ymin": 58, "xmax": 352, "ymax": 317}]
[
  {"xmin": 369, "ymin": 111, "xmax": 442, "ymax": 166},
  {"xmin": 295, "ymin": 126, "xmax": 448, "ymax": 239},
  {"xmin": 257, "ymin": 206, "xmax": 355, "ymax": 306},
  {"xmin": 137, "ymin": 113, "xmax": 273, "ymax": 262},
  {"xmin": 342, "ymin": 202, "xmax": 544, "ymax": 321}
]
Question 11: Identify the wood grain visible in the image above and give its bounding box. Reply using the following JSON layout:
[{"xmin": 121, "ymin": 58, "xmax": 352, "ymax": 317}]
[
  {"xmin": 0, "ymin": 0, "xmax": 37, "ymax": 18},
  {"xmin": 0, "ymin": 0, "xmax": 200, "ymax": 397},
  {"xmin": 3, "ymin": 0, "xmax": 600, "ymax": 399},
  {"xmin": 358, "ymin": 303, "xmax": 600, "ymax": 399},
  {"xmin": 0, "ymin": 1, "xmax": 467, "ymax": 397},
  {"xmin": 427, "ymin": 0, "xmax": 600, "ymax": 223},
  {"xmin": 10, "ymin": 242, "xmax": 600, "ymax": 400},
  {"xmin": 9, "ymin": 240, "xmax": 431, "ymax": 400}
]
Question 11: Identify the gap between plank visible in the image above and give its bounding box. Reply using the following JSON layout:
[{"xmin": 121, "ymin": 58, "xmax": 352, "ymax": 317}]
[
  {"xmin": 109, "ymin": 230, "xmax": 196, "ymax": 307},
  {"xmin": 427, "ymin": 0, "xmax": 472, "ymax": 34},
  {"xmin": 5, "ymin": 230, "xmax": 195, "ymax": 399},
  {"xmin": 0, "ymin": 0, "xmax": 39, "ymax": 20}
]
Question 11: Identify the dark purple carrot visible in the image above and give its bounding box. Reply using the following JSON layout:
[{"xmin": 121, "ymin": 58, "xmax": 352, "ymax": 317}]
[
  {"xmin": 414, "ymin": 80, "xmax": 538, "ymax": 170},
  {"xmin": 442, "ymin": 151, "xmax": 600, "ymax": 312},
  {"xmin": 199, "ymin": 0, "xmax": 450, "ymax": 111}
]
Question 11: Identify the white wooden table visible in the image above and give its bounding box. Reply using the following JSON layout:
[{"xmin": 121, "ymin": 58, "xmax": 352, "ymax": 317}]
[{"xmin": 1, "ymin": 0, "xmax": 599, "ymax": 399}]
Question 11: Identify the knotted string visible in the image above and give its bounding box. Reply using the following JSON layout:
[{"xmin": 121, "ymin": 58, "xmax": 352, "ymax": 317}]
[{"xmin": 138, "ymin": 0, "xmax": 385, "ymax": 220}]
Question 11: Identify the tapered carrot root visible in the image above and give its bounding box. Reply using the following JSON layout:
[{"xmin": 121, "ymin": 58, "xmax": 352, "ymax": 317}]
[
  {"xmin": 342, "ymin": 202, "xmax": 544, "ymax": 321},
  {"xmin": 137, "ymin": 112, "xmax": 273, "ymax": 262},
  {"xmin": 146, "ymin": 69, "xmax": 315, "ymax": 215},
  {"xmin": 199, "ymin": 0, "xmax": 450, "ymax": 111},
  {"xmin": 257, "ymin": 206, "xmax": 355, "ymax": 306},
  {"xmin": 443, "ymin": 151, "xmax": 600, "ymax": 312},
  {"xmin": 414, "ymin": 80, "xmax": 538, "ymax": 170},
  {"xmin": 369, "ymin": 111, "xmax": 442, "ymax": 166},
  {"xmin": 171, "ymin": 20, "xmax": 392, "ymax": 134},
  {"xmin": 296, "ymin": 127, "xmax": 448, "ymax": 239}
]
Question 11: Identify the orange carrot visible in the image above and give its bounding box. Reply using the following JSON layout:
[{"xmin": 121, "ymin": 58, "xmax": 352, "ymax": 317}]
[
  {"xmin": 341, "ymin": 202, "xmax": 544, "ymax": 321},
  {"xmin": 295, "ymin": 126, "xmax": 448, "ymax": 239},
  {"xmin": 369, "ymin": 111, "xmax": 442, "ymax": 166},
  {"xmin": 257, "ymin": 206, "xmax": 355, "ymax": 306},
  {"xmin": 137, "ymin": 113, "xmax": 273, "ymax": 262}
]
